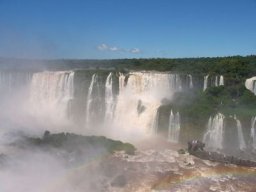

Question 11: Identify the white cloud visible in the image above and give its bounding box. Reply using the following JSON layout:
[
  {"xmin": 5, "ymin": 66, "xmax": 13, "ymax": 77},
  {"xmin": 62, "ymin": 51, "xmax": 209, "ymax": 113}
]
[
  {"xmin": 97, "ymin": 43, "xmax": 108, "ymax": 51},
  {"xmin": 97, "ymin": 43, "xmax": 141, "ymax": 54},
  {"xmin": 109, "ymin": 46, "xmax": 119, "ymax": 51},
  {"xmin": 97, "ymin": 44, "xmax": 121, "ymax": 52},
  {"xmin": 129, "ymin": 48, "xmax": 141, "ymax": 54}
]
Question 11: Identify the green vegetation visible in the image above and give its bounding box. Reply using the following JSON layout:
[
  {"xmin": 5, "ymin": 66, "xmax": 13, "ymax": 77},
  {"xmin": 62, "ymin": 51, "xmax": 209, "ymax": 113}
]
[
  {"xmin": 1, "ymin": 55, "xmax": 256, "ymax": 78},
  {"xmin": 29, "ymin": 131, "xmax": 136, "ymax": 155},
  {"xmin": 158, "ymin": 84, "xmax": 256, "ymax": 137}
]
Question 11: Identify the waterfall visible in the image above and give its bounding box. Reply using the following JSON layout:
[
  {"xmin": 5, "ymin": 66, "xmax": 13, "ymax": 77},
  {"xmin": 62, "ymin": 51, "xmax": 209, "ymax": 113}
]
[
  {"xmin": 245, "ymin": 77, "xmax": 256, "ymax": 95},
  {"xmin": 204, "ymin": 75, "xmax": 224, "ymax": 91},
  {"xmin": 203, "ymin": 75, "xmax": 209, "ymax": 91},
  {"xmin": 30, "ymin": 71, "xmax": 75, "ymax": 121},
  {"xmin": 64, "ymin": 71, "xmax": 74, "ymax": 118},
  {"xmin": 0, "ymin": 71, "xmax": 31, "ymax": 93},
  {"xmin": 104, "ymin": 72, "xmax": 115, "ymax": 122},
  {"xmin": 203, "ymin": 113, "xmax": 225, "ymax": 150},
  {"xmin": 215, "ymin": 75, "xmax": 224, "ymax": 87},
  {"xmin": 251, "ymin": 117, "xmax": 256, "ymax": 149},
  {"xmin": 65, "ymin": 71, "xmax": 74, "ymax": 100},
  {"xmin": 152, "ymin": 109, "xmax": 159, "ymax": 135},
  {"xmin": 168, "ymin": 110, "xmax": 180, "ymax": 143},
  {"xmin": 113, "ymin": 72, "xmax": 182, "ymax": 135},
  {"xmin": 119, "ymin": 73, "xmax": 126, "ymax": 91},
  {"xmin": 214, "ymin": 76, "xmax": 218, "ymax": 87},
  {"xmin": 219, "ymin": 75, "xmax": 224, "ymax": 86},
  {"xmin": 188, "ymin": 74, "xmax": 193, "ymax": 89},
  {"xmin": 174, "ymin": 74, "xmax": 182, "ymax": 91},
  {"xmin": 234, "ymin": 115, "xmax": 246, "ymax": 151},
  {"xmin": 85, "ymin": 74, "xmax": 98, "ymax": 125}
]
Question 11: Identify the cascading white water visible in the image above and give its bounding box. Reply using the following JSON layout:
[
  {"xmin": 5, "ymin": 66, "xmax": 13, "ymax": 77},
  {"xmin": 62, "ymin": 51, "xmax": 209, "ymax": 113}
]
[
  {"xmin": 152, "ymin": 109, "xmax": 159, "ymax": 134},
  {"xmin": 203, "ymin": 113, "xmax": 225, "ymax": 150},
  {"xmin": 30, "ymin": 71, "xmax": 74, "ymax": 122},
  {"xmin": 168, "ymin": 110, "xmax": 180, "ymax": 143},
  {"xmin": 104, "ymin": 72, "xmax": 115, "ymax": 123},
  {"xmin": 251, "ymin": 117, "xmax": 256, "ymax": 149},
  {"xmin": 188, "ymin": 74, "xmax": 193, "ymax": 89},
  {"xmin": 113, "ymin": 72, "xmax": 182, "ymax": 136},
  {"xmin": 215, "ymin": 75, "xmax": 224, "ymax": 86},
  {"xmin": 0, "ymin": 71, "xmax": 31, "ymax": 93},
  {"xmin": 174, "ymin": 74, "xmax": 182, "ymax": 91},
  {"xmin": 245, "ymin": 77, "xmax": 256, "ymax": 95},
  {"xmin": 204, "ymin": 75, "xmax": 224, "ymax": 91},
  {"xmin": 203, "ymin": 75, "xmax": 209, "ymax": 91},
  {"xmin": 85, "ymin": 74, "xmax": 98, "ymax": 125},
  {"xmin": 234, "ymin": 115, "xmax": 246, "ymax": 151},
  {"xmin": 219, "ymin": 75, "xmax": 224, "ymax": 86},
  {"xmin": 64, "ymin": 71, "xmax": 74, "ymax": 101},
  {"xmin": 119, "ymin": 73, "xmax": 126, "ymax": 91},
  {"xmin": 214, "ymin": 76, "xmax": 219, "ymax": 87}
]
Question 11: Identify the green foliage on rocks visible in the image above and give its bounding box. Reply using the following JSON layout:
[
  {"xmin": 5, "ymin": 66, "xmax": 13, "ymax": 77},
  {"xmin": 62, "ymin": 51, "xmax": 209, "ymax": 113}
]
[
  {"xmin": 159, "ymin": 83, "xmax": 256, "ymax": 130},
  {"xmin": 29, "ymin": 131, "xmax": 136, "ymax": 155}
]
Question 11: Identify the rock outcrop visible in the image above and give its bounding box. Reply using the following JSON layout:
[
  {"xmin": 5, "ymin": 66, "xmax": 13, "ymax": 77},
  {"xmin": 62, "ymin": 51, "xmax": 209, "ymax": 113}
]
[{"xmin": 188, "ymin": 140, "xmax": 256, "ymax": 167}]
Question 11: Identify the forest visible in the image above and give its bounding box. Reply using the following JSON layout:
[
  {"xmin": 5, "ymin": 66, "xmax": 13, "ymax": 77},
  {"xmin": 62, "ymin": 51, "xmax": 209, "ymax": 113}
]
[{"xmin": 1, "ymin": 55, "xmax": 256, "ymax": 78}]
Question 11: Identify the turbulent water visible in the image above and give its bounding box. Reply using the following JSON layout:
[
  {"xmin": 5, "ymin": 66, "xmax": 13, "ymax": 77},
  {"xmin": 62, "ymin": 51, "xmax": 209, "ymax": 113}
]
[
  {"xmin": 113, "ymin": 146, "xmax": 256, "ymax": 192},
  {"xmin": 30, "ymin": 71, "xmax": 74, "ymax": 123},
  {"xmin": 113, "ymin": 72, "xmax": 182, "ymax": 136},
  {"xmin": 0, "ymin": 70, "xmax": 256, "ymax": 192}
]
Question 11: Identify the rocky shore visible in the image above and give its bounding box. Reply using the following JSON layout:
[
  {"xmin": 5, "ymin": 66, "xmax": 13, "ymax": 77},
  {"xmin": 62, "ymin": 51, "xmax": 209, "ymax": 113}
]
[{"xmin": 188, "ymin": 140, "xmax": 256, "ymax": 167}]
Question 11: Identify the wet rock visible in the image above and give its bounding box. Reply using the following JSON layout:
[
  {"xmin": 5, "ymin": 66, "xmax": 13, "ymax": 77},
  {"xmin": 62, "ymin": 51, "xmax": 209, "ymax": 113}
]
[
  {"xmin": 43, "ymin": 130, "xmax": 50, "ymax": 139},
  {"xmin": 188, "ymin": 140, "xmax": 256, "ymax": 167},
  {"xmin": 188, "ymin": 140, "xmax": 205, "ymax": 152},
  {"xmin": 137, "ymin": 99, "xmax": 146, "ymax": 115},
  {"xmin": 177, "ymin": 148, "xmax": 186, "ymax": 154}
]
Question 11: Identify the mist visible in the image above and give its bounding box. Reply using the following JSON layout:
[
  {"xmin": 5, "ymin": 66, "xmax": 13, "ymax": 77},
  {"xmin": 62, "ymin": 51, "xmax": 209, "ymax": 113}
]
[
  {"xmin": 1, "ymin": 63, "xmax": 256, "ymax": 191},
  {"xmin": 0, "ymin": 67, "xmax": 141, "ymax": 192},
  {"xmin": 0, "ymin": 68, "xmax": 179, "ymax": 192},
  {"xmin": 0, "ymin": 132, "xmax": 113, "ymax": 192}
]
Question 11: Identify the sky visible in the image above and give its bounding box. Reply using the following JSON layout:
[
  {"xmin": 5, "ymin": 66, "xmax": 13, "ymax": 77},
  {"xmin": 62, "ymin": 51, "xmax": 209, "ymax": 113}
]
[{"xmin": 0, "ymin": 0, "xmax": 255, "ymax": 59}]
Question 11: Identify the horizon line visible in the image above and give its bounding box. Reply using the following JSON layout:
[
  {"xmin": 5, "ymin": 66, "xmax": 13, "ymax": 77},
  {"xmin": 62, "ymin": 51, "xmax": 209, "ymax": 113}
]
[{"xmin": 0, "ymin": 54, "xmax": 256, "ymax": 61}]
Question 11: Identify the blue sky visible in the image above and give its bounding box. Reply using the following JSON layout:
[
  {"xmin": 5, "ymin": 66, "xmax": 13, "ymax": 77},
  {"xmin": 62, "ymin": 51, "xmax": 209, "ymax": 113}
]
[{"xmin": 0, "ymin": 0, "xmax": 255, "ymax": 59}]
